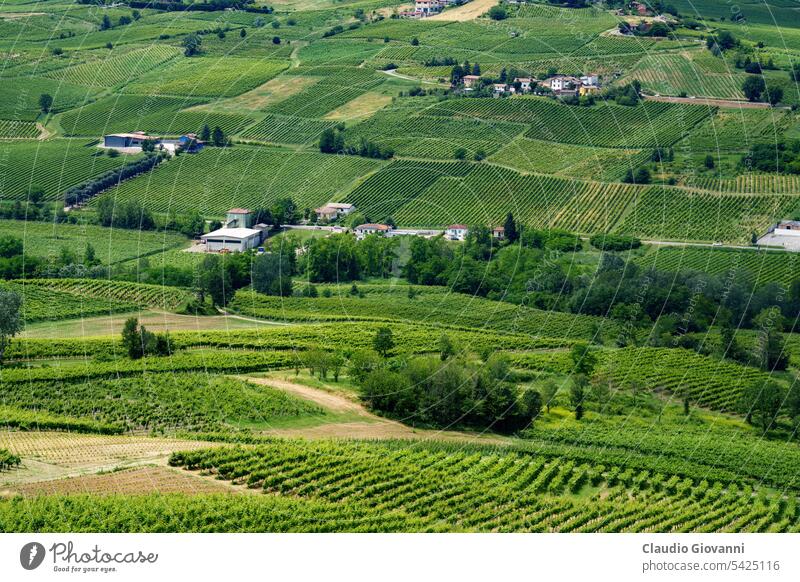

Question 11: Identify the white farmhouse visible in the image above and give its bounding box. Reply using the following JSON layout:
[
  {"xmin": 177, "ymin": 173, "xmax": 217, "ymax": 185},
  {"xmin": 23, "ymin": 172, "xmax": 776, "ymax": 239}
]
[
  {"xmin": 354, "ymin": 223, "xmax": 392, "ymax": 239},
  {"xmin": 446, "ymin": 224, "xmax": 469, "ymax": 241},
  {"xmin": 315, "ymin": 202, "xmax": 356, "ymax": 222}
]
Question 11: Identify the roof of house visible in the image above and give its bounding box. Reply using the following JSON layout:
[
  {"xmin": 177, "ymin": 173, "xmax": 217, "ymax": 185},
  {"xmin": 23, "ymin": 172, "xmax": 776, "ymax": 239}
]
[
  {"xmin": 201, "ymin": 227, "xmax": 261, "ymax": 240},
  {"xmin": 105, "ymin": 132, "xmax": 159, "ymax": 140},
  {"xmin": 778, "ymin": 220, "xmax": 800, "ymax": 227},
  {"xmin": 227, "ymin": 208, "xmax": 251, "ymax": 214},
  {"xmin": 463, "ymin": 75, "xmax": 481, "ymax": 80},
  {"xmin": 447, "ymin": 224, "xmax": 468, "ymax": 230},
  {"xmin": 356, "ymin": 223, "xmax": 392, "ymax": 231},
  {"xmin": 493, "ymin": 226, "xmax": 505, "ymax": 232}
]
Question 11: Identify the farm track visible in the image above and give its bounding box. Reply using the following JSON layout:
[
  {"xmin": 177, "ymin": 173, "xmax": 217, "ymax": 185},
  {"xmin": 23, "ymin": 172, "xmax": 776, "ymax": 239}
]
[
  {"xmin": 644, "ymin": 94, "xmax": 773, "ymax": 109},
  {"xmin": 428, "ymin": 0, "xmax": 498, "ymax": 21},
  {"xmin": 241, "ymin": 376, "xmax": 510, "ymax": 445}
]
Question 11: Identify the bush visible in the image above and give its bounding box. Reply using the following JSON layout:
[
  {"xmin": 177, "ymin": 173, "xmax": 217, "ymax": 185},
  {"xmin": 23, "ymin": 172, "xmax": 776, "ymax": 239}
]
[{"xmin": 589, "ymin": 234, "xmax": 642, "ymax": 252}]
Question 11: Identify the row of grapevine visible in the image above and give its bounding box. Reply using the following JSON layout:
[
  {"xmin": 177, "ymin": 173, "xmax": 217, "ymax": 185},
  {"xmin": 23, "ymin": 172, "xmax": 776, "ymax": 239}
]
[
  {"xmin": 164, "ymin": 440, "xmax": 798, "ymax": 532},
  {"xmin": 24, "ymin": 278, "xmax": 195, "ymax": 311},
  {"xmin": 0, "ymin": 119, "xmax": 40, "ymax": 139}
]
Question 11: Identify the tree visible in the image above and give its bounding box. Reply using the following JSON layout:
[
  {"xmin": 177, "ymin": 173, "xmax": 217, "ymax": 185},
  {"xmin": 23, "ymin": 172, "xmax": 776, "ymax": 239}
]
[
  {"xmin": 200, "ymin": 254, "xmax": 233, "ymax": 307},
  {"xmin": 348, "ymin": 349, "xmax": 382, "ymax": 383},
  {"xmin": 272, "ymin": 36, "xmax": 281, "ymax": 44},
  {"xmin": 768, "ymin": 86, "xmax": 783, "ymax": 106},
  {"xmin": 741, "ymin": 381, "xmax": 785, "ymax": 432},
  {"xmin": 520, "ymin": 389, "xmax": 542, "ymax": 422},
  {"xmin": 570, "ymin": 374, "xmax": 588, "ymax": 420},
  {"xmin": 211, "ymin": 126, "xmax": 226, "ymax": 147},
  {"xmin": 503, "ymin": 212, "xmax": 518, "ymax": 243},
  {"xmin": 791, "ymin": 62, "xmax": 800, "ymax": 83},
  {"xmin": 100, "ymin": 14, "xmax": 112, "ymax": 30},
  {"xmin": 704, "ymin": 154, "xmax": 715, "ymax": 169},
  {"xmin": 634, "ymin": 167, "xmax": 651, "ymax": 184},
  {"xmin": 373, "ymin": 326, "xmax": 394, "ymax": 357},
  {"xmin": 488, "ymin": 5, "xmax": 507, "ymax": 20},
  {"xmin": 591, "ymin": 374, "xmax": 612, "ymax": 412},
  {"xmin": 183, "ymin": 33, "xmax": 202, "ymax": 56},
  {"xmin": 251, "ymin": 252, "xmax": 292, "ymax": 296},
  {"xmin": 118, "ymin": 15, "xmax": 131, "ymax": 26},
  {"xmin": 742, "ymin": 75, "xmax": 766, "ymax": 102},
  {"xmin": 84, "ymin": 243, "xmax": 100, "ymax": 267},
  {"xmin": 240, "ymin": 28, "xmax": 247, "ymax": 38},
  {"xmin": 439, "ymin": 333, "xmax": 456, "ymax": 361},
  {"xmin": 199, "ymin": 124, "xmax": 211, "ymax": 142},
  {"xmin": 38, "ymin": 93, "xmax": 53, "ymax": 114},
  {"xmin": 540, "ymin": 379, "xmax": 558, "ymax": 413},
  {"xmin": 570, "ymin": 342, "xmax": 597, "ymax": 376},
  {"xmin": 454, "ymin": 147, "xmax": 467, "ymax": 160},
  {"xmin": 752, "ymin": 307, "xmax": 789, "ymax": 371},
  {"xmin": 0, "ymin": 289, "xmax": 23, "ymax": 365}
]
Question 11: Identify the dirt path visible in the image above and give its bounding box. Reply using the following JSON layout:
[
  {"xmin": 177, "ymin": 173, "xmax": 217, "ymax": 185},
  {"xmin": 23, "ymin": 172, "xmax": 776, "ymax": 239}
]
[
  {"xmin": 381, "ymin": 68, "xmax": 447, "ymax": 86},
  {"xmin": 643, "ymin": 94, "xmax": 773, "ymax": 109},
  {"xmin": 241, "ymin": 376, "xmax": 509, "ymax": 445},
  {"xmin": 428, "ymin": 0, "xmax": 497, "ymax": 21},
  {"xmin": 243, "ymin": 376, "xmax": 367, "ymax": 414}
]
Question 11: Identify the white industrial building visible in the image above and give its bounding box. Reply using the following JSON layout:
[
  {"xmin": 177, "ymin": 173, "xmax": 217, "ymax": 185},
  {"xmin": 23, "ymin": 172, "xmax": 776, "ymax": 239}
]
[{"xmin": 201, "ymin": 227, "xmax": 263, "ymax": 252}]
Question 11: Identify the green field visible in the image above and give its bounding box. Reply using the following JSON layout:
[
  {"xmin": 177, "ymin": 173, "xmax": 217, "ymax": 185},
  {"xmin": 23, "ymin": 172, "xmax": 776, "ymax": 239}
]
[{"xmin": 3, "ymin": 0, "xmax": 800, "ymax": 538}]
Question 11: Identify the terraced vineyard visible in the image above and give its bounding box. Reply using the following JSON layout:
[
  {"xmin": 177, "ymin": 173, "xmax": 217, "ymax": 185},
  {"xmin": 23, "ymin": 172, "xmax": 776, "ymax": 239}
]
[
  {"xmin": 629, "ymin": 52, "xmax": 746, "ymax": 100},
  {"xmin": 239, "ymin": 113, "xmax": 339, "ymax": 145}
]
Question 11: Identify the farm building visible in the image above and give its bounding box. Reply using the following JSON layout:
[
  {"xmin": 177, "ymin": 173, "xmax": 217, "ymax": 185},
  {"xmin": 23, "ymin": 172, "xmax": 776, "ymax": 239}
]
[
  {"xmin": 775, "ymin": 220, "xmax": 800, "ymax": 234},
  {"xmin": 493, "ymin": 226, "xmax": 505, "ymax": 239},
  {"xmin": 201, "ymin": 227, "xmax": 263, "ymax": 252},
  {"xmin": 355, "ymin": 223, "xmax": 392, "ymax": 239},
  {"xmin": 463, "ymin": 75, "xmax": 481, "ymax": 89},
  {"xmin": 446, "ymin": 224, "xmax": 469, "ymax": 241},
  {"xmin": 315, "ymin": 203, "xmax": 356, "ymax": 222},
  {"xmin": 103, "ymin": 131, "xmax": 159, "ymax": 149},
  {"xmin": 161, "ymin": 133, "xmax": 204, "ymax": 154},
  {"xmin": 226, "ymin": 208, "xmax": 252, "ymax": 228}
]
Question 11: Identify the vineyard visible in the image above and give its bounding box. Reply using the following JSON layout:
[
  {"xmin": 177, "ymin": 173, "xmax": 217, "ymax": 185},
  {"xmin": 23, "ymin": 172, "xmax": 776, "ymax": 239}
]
[
  {"xmin": 0, "ymin": 448, "xmax": 21, "ymax": 472},
  {"xmin": 45, "ymin": 45, "xmax": 181, "ymax": 88},
  {"xmin": 635, "ymin": 246, "xmax": 800, "ymax": 287},
  {"xmin": 628, "ymin": 52, "xmax": 746, "ymax": 100},
  {"xmin": 423, "ymin": 97, "xmax": 714, "ymax": 149},
  {"xmin": 124, "ymin": 58, "xmax": 289, "ymax": 99},
  {"xmin": 0, "ymin": 140, "xmax": 138, "ymax": 201},
  {"xmin": 155, "ymin": 440, "xmax": 800, "ymax": 532},
  {"xmin": 227, "ymin": 288, "xmax": 610, "ymax": 341},
  {"xmin": 2, "ymin": 281, "xmax": 138, "ymax": 323},
  {"xmin": 0, "ymin": 120, "xmax": 40, "ymax": 139},
  {"xmin": 0, "ymin": 219, "xmax": 188, "ymax": 264},
  {"xmin": 344, "ymin": 159, "xmax": 644, "ymax": 233},
  {"xmin": 0, "ymin": 373, "xmax": 323, "ymax": 434},
  {"xmin": 23, "ymin": 279, "xmax": 196, "ymax": 311},
  {"xmin": 102, "ymin": 145, "xmax": 382, "ymax": 216}
]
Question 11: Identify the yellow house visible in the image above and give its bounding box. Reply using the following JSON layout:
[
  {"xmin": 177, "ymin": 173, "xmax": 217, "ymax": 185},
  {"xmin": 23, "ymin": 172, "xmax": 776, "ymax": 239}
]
[{"xmin": 579, "ymin": 85, "xmax": 600, "ymax": 96}]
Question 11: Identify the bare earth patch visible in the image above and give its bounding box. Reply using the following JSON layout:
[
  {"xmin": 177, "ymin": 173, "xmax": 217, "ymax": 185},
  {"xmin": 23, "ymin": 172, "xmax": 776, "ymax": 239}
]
[
  {"xmin": 11, "ymin": 465, "xmax": 239, "ymax": 497},
  {"xmin": 21, "ymin": 309, "xmax": 277, "ymax": 339},
  {"xmin": 189, "ymin": 76, "xmax": 319, "ymax": 114},
  {"xmin": 0, "ymin": 432, "xmax": 219, "ymax": 486},
  {"xmin": 428, "ymin": 0, "xmax": 498, "ymax": 21},
  {"xmin": 325, "ymin": 92, "xmax": 393, "ymax": 122},
  {"xmin": 242, "ymin": 376, "xmax": 509, "ymax": 445},
  {"xmin": 643, "ymin": 94, "xmax": 771, "ymax": 109}
]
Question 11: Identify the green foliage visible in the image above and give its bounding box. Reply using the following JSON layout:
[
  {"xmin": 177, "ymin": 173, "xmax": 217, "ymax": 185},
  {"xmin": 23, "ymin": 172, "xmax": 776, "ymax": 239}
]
[{"xmin": 0, "ymin": 288, "xmax": 23, "ymax": 364}]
